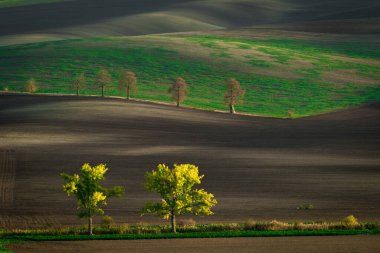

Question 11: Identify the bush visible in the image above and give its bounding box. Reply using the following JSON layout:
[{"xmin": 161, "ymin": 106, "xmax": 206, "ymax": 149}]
[
  {"xmin": 342, "ymin": 215, "xmax": 359, "ymax": 228},
  {"xmin": 100, "ymin": 215, "xmax": 115, "ymax": 230},
  {"xmin": 294, "ymin": 222, "xmax": 329, "ymax": 230},
  {"xmin": 244, "ymin": 220, "xmax": 291, "ymax": 231},
  {"xmin": 268, "ymin": 220, "xmax": 292, "ymax": 231},
  {"xmin": 363, "ymin": 222, "xmax": 380, "ymax": 230},
  {"xmin": 297, "ymin": 204, "xmax": 314, "ymax": 210},
  {"xmin": 130, "ymin": 226, "xmax": 161, "ymax": 234},
  {"xmin": 244, "ymin": 219, "xmax": 257, "ymax": 230},
  {"xmin": 178, "ymin": 218, "xmax": 196, "ymax": 227}
]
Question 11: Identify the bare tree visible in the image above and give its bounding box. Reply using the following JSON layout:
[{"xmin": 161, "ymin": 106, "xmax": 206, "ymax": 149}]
[
  {"xmin": 118, "ymin": 71, "xmax": 137, "ymax": 100},
  {"xmin": 169, "ymin": 77, "xmax": 188, "ymax": 107},
  {"xmin": 96, "ymin": 69, "xmax": 112, "ymax": 97},
  {"xmin": 224, "ymin": 78, "xmax": 245, "ymax": 114},
  {"xmin": 73, "ymin": 72, "xmax": 86, "ymax": 96},
  {"xmin": 25, "ymin": 78, "xmax": 38, "ymax": 93}
]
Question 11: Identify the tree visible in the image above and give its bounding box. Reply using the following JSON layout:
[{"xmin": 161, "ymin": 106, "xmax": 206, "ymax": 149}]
[
  {"xmin": 141, "ymin": 164, "xmax": 217, "ymax": 233},
  {"xmin": 73, "ymin": 72, "xmax": 86, "ymax": 96},
  {"xmin": 61, "ymin": 163, "xmax": 124, "ymax": 235},
  {"xmin": 168, "ymin": 77, "xmax": 188, "ymax": 107},
  {"xmin": 25, "ymin": 78, "xmax": 38, "ymax": 93},
  {"xmin": 224, "ymin": 78, "xmax": 245, "ymax": 114},
  {"xmin": 96, "ymin": 69, "xmax": 112, "ymax": 97},
  {"xmin": 118, "ymin": 71, "xmax": 137, "ymax": 100}
]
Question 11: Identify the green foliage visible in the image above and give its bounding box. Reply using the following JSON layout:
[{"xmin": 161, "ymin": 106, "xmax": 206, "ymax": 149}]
[
  {"xmin": 296, "ymin": 203, "xmax": 315, "ymax": 210},
  {"xmin": 141, "ymin": 164, "xmax": 217, "ymax": 232},
  {"xmin": 246, "ymin": 58, "xmax": 272, "ymax": 68},
  {"xmin": 61, "ymin": 163, "xmax": 124, "ymax": 234},
  {"xmin": 342, "ymin": 215, "xmax": 359, "ymax": 227}
]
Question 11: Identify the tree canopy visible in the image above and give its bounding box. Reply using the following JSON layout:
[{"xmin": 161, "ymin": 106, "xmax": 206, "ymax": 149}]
[
  {"xmin": 168, "ymin": 77, "xmax": 188, "ymax": 107},
  {"xmin": 96, "ymin": 69, "xmax": 112, "ymax": 97},
  {"xmin": 224, "ymin": 78, "xmax": 245, "ymax": 114},
  {"xmin": 118, "ymin": 71, "xmax": 137, "ymax": 100},
  {"xmin": 61, "ymin": 163, "xmax": 124, "ymax": 235},
  {"xmin": 141, "ymin": 164, "xmax": 217, "ymax": 232}
]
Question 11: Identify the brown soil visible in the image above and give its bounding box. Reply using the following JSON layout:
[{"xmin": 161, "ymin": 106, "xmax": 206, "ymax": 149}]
[
  {"xmin": 7, "ymin": 235, "xmax": 380, "ymax": 253},
  {"xmin": 0, "ymin": 95, "xmax": 380, "ymax": 228}
]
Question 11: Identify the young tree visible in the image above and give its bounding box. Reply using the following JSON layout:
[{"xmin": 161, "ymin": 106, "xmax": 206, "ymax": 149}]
[
  {"xmin": 118, "ymin": 71, "xmax": 137, "ymax": 100},
  {"xmin": 224, "ymin": 78, "xmax": 245, "ymax": 114},
  {"xmin": 25, "ymin": 78, "xmax": 38, "ymax": 93},
  {"xmin": 96, "ymin": 69, "xmax": 112, "ymax": 97},
  {"xmin": 168, "ymin": 77, "xmax": 188, "ymax": 107},
  {"xmin": 141, "ymin": 164, "xmax": 217, "ymax": 233},
  {"xmin": 73, "ymin": 72, "xmax": 86, "ymax": 96},
  {"xmin": 61, "ymin": 163, "xmax": 124, "ymax": 235}
]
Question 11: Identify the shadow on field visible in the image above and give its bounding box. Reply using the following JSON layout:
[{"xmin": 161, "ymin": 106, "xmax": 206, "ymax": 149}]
[{"xmin": 0, "ymin": 95, "xmax": 379, "ymax": 228}]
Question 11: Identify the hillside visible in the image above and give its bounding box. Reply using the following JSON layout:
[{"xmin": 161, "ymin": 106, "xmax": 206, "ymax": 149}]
[
  {"xmin": 1, "ymin": 30, "xmax": 379, "ymax": 117},
  {"xmin": 1, "ymin": 0, "xmax": 380, "ymax": 40}
]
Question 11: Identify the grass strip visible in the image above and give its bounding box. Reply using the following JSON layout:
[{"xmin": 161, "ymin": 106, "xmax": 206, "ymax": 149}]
[{"xmin": 3, "ymin": 229, "xmax": 380, "ymax": 241}]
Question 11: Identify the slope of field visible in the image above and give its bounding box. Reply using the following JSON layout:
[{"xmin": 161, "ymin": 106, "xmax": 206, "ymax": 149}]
[
  {"xmin": 0, "ymin": 0, "xmax": 379, "ymax": 38},
  {"xmin": 1, "ymin": 31, "xmax": 379, "ymax": 117},
  {"xmin": 0, "ymin": 95, "xmax": 379, "ymax": 228}
]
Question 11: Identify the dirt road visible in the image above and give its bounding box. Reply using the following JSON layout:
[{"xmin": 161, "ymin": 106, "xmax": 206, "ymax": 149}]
[{"xmin": 7, "ymin": 235, "xmax": 380, "ymax": 253}]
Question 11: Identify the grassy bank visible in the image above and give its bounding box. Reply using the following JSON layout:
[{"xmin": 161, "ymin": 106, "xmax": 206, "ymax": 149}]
[
  {"xmin": 2, "ymin": 220, "xmax": 379, "ymax": 252},
  {"xmin": 1, "ymin": 34, "xmax": 379, "ymax": 117}
]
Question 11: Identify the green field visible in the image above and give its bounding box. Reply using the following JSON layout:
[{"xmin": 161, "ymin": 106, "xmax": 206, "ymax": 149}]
[
  {"xmin": 1, "ymin": 34, "xmax": 380, "ymax": 117},
  {"xmin": 0, "ymin": 0, "xmax": 71, "ymax": 8}
]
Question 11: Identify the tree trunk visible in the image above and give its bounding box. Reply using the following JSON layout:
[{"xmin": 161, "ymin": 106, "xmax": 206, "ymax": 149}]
[
  {"xmin": 76, "ymin": 86, "xmax": 79, "ymax": 96},
  {"xmin": 170, "ymin": 213, "xmax": 176, "ymax": 233},
  {"xmin": 229, "ymin": 104, "xmax": 235, "ymax": 114},
  {"xmin": 88, "ymin": 217, "xmax": 93, "ymax": 235},
  {"xmin": 127, "ymin": 86, "xmax": 130, "ymax": 100},
  {"xmin": 101, "ymin": 86, "xmax": 104, "ymax": 97},
  {"xmin": 177, "ymin": 90, "xmax": 180, "ymax": 107}
]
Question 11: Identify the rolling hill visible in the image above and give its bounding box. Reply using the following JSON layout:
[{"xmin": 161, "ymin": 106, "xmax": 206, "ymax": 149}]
[
  {"xmin": 1, "ymin": 0, "xmax": 380, "ymax": 40},
  {"xmin": 0, "ymin": 0, "xmax": 379, "ymax": 117},
  {"xmin": 1, "ymin": 30, "xmax": 379, "ymax": 117}
]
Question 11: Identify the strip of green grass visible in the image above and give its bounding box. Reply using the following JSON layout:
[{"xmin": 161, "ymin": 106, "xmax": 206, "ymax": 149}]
[
  {"xmin": 3, "ymin": 229, "xmax": 380, "ymax": 242},
  {"xmin": 1, "ymin": 230, "xmax": 379, "ymax": 252}
]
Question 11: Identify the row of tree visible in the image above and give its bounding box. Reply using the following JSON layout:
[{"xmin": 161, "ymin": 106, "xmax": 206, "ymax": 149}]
[
  {"xmin": 61, "ymin": 163, "xmax": 217, "ymax": 235},
  {"xmin": 24, "ymin": 69, "xmax": 246, "ymax": 114}
]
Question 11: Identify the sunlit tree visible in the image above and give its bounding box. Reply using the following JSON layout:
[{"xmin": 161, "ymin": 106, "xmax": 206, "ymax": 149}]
[
  {"xmin": 96, "ymin": 69, "xmax": 112, "ymax": 97},
  {"xmin": 118, "ymin": 71, "xmax": 137, "ymax": 100},
  {"xmin": 224, "ymin": 78, "xmax": 245, "ymax": 114},
  {"xmin": 141, "ymin": 164, "xmax": 217, "ymax": 233},
  {"xmin": 61, "ymin": 163, "xmax": 124, "ymax": 235},
  {"xmin": 168, "ymin": 77, "xmax": 188, "ymax": 107}
]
